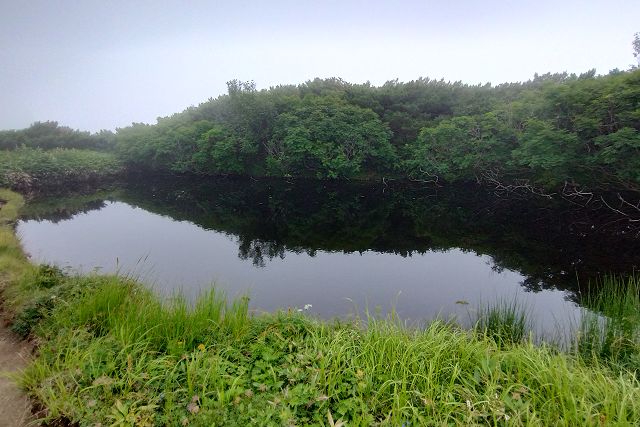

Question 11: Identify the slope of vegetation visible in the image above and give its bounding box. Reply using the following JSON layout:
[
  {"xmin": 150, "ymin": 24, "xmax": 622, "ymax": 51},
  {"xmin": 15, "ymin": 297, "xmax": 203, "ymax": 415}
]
[
  {"xmin": 1, "ymin": 189, "xmax": 640, "ymax": 426},
  {"xmin": 3, "ymin": 70, "xmax": 639, "ymax": 204},
  {"xmin": 113, "ymin": 70, "xmax": 640, "ymax": 195},
  {"xmin": 0, "ymin": 121, "xmax": 120, "ymax": 191},
  {"xmin": 0, "ymin": 189, "xmax": 28, "ymax": 289},
  {"xmin": 0, "ymin": 147, "xmax": 122, "ymax": 191},
  {"xmin": 0, "ymin": 121, "xmax": 114, "ymax": 151}
]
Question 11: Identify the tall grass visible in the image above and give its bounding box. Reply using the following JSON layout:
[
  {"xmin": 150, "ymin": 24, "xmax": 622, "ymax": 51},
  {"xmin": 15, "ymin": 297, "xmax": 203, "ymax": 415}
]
[
  {"xmin": 0, "ymin": 147, "xmax": 122, "ymax": 190},
  {"xmin": 473, "ymin": 297, "xmax": 532, "ymax": 347},
  {"xmin": 11, "ymin": 268, "xmax": 640, "ymax": 425},
  {"xmin": 575, "ymin": 275, "xmax": 640, "ymax": 372},
  {"xmin": 41, "ymin": 280, "xmax": 251, "ymax": 353},
  {"xmin": 0, "ymin": 189, "xmax": 31, "ymax": 297}
]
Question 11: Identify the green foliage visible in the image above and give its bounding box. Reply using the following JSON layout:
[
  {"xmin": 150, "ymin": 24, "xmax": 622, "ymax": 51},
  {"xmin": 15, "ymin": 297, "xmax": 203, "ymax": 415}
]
[
  {"xmin": 406, "ymin": 113, "xmax": 515, "ymax": 180},
  {"xmin": 13, "ymin": 273, "xmax": 640, "ymax": 426},
  {"xmin": 474, "ymin": 298, "xmax": 532, "ymax": 347},
  {"xmin": 10, "ymin": 304, "xmax": 45, "ymax": 338},
  {"xmin": 511, "ymin": 119, "xmax": 581, "ymax": 186},
  {"xmin": 594, "ymin": 127, "xmax": 640, "ymax": 183},
  {"xmin": 576, "ymin": 275, "xmax": 640, "ymax": 372},
  {"xmin": 2, "ymin": 71, "xmax": 638, "ymax": 190},
  {"xmin": 267, "ymin": 97, "xmax": 395, "ymax": 178},
  {"xmin": 0, "ymin": 121, "xmax": 114, "ymax": 151},
  {"xmin": 192, "ymin": 124, "xmax": 256, "ymax": 174},
  {"xmin": 0, "ymin": 190, "xmax": 29, "ymax": 295},
  {"xmin": 32, "ymin": 264, "xmax": 64, "ymax": 289},
  {"xmin": 406, "ymin": 69, "xmax": 640, "ymax": 189},
  {"xmin": 114, "ymin": 123, "xmax": 159, "ymax": 168},
  {"xmin": 106, "ymin": 69, "xmax": 640, "ymax": 192},
  {"xmin": 0, "ymin": 147, "xmax": 123, "ymax": 190},
  {"xmin": 11, "ymin": 269, "xmax": 109, "ymax": 338}
]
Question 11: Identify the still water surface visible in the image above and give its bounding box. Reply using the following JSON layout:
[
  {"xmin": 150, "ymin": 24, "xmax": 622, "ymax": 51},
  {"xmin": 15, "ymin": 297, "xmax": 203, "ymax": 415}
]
[{"xmin": 16, "ymin": 177, "xmax": 640, "ymax": 337}]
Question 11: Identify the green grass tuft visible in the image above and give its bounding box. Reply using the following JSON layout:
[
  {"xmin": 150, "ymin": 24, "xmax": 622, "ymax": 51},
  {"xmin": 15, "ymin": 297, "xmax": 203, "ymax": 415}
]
[
  {"xmin": 576, "ymin": 275, "xmax": 640, "ymax": 372},
  {"xmin": 473, "ymin": 297, "xmax": 532, "ymax": 347},
  {"xmin": 0, "ymin": 188, "xmax": 32, "ymax": 298}
]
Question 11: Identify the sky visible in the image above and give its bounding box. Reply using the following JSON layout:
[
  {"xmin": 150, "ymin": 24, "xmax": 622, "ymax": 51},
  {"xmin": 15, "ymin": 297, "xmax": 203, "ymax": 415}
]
[{"xmin": 1, "ymin": 0, "xmax": 639, "ymax": 132}]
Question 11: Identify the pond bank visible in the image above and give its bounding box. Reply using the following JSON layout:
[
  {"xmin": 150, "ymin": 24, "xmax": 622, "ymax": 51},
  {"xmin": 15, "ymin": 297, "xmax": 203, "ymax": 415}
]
[
  {"xmin": 0, "ymin": 320, "xmax": 33, "ymax": 426},
  {"xmin": 1, "ymin": 188, "xmax": 640, "ymax": 425},
  {"xmin": 0, "ymin": 148, "xmax": 123, "ymax": 194},
  {"xmin": 0, "ymin": 189, "xmax": 32, "ymax": 425}
]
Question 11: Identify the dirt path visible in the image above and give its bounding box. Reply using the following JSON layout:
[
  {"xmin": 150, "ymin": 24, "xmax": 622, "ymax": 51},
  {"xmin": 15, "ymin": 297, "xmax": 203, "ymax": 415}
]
[
  {"xmin": 0, "ymin": 193, "xmax": 33, "ymax": 425},
  {"xmin": 0, "ymin": 318, "xmax": 33, "ymax": 426}
]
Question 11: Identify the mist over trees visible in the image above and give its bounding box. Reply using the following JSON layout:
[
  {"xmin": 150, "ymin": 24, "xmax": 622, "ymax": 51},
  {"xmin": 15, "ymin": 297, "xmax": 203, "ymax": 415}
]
[{"xmin": 0, "ymin": 121, "xmax": 115, "ymax": 151}]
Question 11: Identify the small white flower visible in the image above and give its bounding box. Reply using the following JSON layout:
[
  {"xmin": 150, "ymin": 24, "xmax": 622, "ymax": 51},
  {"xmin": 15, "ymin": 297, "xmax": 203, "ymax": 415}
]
[
  {"xmin": 297, "ymin": 308, "xmax": 303, "ymax": 312},
  {"xmin": 304, "ymin": 304, "xmax": 313, "ymax": 310}
]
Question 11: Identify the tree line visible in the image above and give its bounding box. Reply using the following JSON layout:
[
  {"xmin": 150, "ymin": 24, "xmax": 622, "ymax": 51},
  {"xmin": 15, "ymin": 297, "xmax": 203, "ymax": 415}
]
[
  {"xmin": 114, "ymin": 70, "xmax": 640, "ymax": 193},
  {"xmin": 3, "ymin": 69, "xmax": 639, "ymax": 193},
  {"xmin": 0, "ymin": 121, "xmax": 115, "ymax": 151}
]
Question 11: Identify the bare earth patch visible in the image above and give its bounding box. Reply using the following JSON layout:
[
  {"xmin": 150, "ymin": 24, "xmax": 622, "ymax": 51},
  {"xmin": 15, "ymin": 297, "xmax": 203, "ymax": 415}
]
[{"xmin": 0, "ymin": 320, "xmax": 33, "ymax": 426}]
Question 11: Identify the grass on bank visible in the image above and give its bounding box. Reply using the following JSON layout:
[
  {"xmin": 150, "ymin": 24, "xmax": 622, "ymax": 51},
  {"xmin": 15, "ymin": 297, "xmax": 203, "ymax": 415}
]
[
  {"xmin": 473, "ymin": 298, "xmax": 532, "ymax": 348},
  {"xmin": 1, "ymin": 189, "xmax": 640, "ymax": 426},
  {"xmin": 0, "ymin": 147, "xmax": 122, "ymax": 191},
  {"xmin": 0, "ymin": 189, "xmax": 29, "ymax": 290},
  {"xmin": 575, "ymin": 275, "xmax": 640, "ymax": 372},
  {"xmin": 14, "ymin": 276, "xmax": 640, "ymax": 426}
]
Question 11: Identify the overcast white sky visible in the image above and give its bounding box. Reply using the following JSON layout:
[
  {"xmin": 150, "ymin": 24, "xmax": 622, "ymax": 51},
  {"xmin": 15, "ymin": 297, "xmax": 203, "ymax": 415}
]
[{"xmin": 1, "ymin": 0, "xmax": 638, "ymax": 132}]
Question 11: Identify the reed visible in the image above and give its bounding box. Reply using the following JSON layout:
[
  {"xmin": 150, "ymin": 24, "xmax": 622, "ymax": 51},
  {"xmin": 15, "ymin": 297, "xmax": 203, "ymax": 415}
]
[
  {"xmin": 473, "ymin": 297, "xmax": 532, "ymax": 347},
  {"xmin": 575, "ymin": 275, "xmax": 640, "ymax": 372}
]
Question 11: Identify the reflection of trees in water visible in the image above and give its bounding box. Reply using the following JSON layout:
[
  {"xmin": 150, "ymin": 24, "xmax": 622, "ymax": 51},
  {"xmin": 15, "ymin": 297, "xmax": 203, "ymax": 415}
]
[
  {"xmin": 238, "ymin": 238, "xmax": 286, "ymax": 268},
  {"xmin": 237, "ymin": 238, "xmax": 319, "ymax": 267},
  {"xmin": 21, "ymin": 199, "xmax": 108, "ymax": 224},
  {"xmin": 27, "ymin": 175, "xmax": 640, "ymax": 296}
]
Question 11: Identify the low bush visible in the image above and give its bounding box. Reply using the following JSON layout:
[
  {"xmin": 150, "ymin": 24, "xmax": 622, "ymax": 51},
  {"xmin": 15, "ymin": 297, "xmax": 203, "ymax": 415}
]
[{"xmin": 0, "ymin": 147, "xmax": 123, "ymax": 191}]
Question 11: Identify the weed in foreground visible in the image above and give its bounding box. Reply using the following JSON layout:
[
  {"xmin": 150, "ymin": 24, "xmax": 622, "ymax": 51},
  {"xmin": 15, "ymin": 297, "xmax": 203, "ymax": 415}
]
[
  {"xmin": 473, "ymin": 297, "xmax": 532, "ymax": 347},
  {"xmin": 13, "ymin": 272, "xmax": 640, "ymax": 426},
  {"xmin": 575, "ymin": 275, "xmax": 640, "ymax": 372}
]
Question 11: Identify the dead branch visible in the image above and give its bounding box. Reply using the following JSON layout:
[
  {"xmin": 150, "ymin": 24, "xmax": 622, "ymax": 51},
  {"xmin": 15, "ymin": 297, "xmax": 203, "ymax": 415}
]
[{"xmin": 410, "ymin": 168, "xmax": 440, "ymax": 185}]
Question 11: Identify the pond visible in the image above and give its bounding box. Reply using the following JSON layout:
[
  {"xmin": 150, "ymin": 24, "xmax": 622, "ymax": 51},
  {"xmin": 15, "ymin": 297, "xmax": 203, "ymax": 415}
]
[{"xmin": 16, "ymin": 176, "xmax": 640, "ymax": 338}]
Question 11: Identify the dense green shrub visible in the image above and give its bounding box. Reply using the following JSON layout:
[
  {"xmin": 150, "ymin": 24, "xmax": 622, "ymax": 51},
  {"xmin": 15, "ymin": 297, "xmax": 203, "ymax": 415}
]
[
  {"xmin": 109, "ymin": 70, "xmax": 640, "ymax": 192},
  {"xmin": 0, "ymin": 121, "xmax": 114, "ymax": 151},
  {"xmin": 0, "ymin": 147, "xmax": 123, "ymax": 190}
]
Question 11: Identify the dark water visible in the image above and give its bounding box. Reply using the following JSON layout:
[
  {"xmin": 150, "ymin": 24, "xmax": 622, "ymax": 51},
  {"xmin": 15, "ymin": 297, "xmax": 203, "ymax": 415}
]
[{"xmin": 16, "ymin": 176, "xmax": 640, "ymax": 337}]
